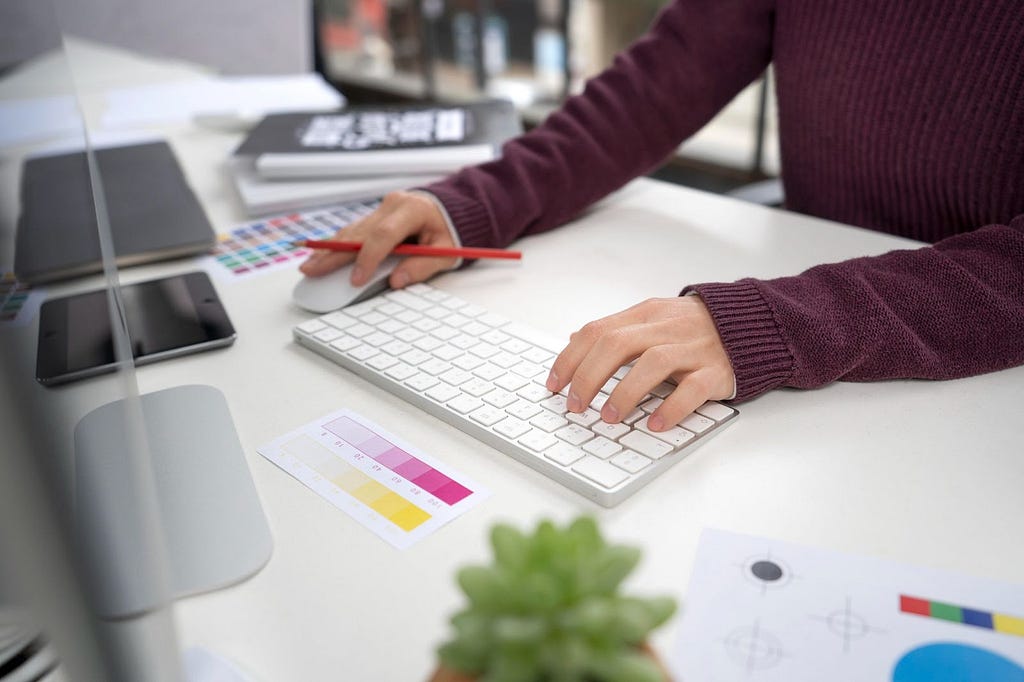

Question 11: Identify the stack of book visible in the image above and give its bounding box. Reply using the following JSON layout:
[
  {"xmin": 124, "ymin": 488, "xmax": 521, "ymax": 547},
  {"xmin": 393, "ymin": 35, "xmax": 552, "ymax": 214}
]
[{"xmin": 229, "ymin": 99, "xmax": 522, "ymax": 216}]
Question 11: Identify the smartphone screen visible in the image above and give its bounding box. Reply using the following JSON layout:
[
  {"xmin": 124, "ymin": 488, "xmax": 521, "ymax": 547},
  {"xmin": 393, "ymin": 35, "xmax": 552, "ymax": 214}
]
[{"xmin": 37, "ymin": 271, "xmax": 235, "ymax": 385}]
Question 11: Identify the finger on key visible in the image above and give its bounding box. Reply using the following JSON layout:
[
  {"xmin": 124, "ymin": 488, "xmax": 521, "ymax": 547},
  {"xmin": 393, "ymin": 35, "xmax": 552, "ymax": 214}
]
[
  {"xmin": 647, "ymin": 369, "xmax": 715, "ymax": 431},
  {"xmin": 546, "ymin": 305, "xmax": 646, "ymax": 394},
  {"xmin": 601, "ymin": 348, "xmax": 675, "ymax": 424},
  {"xmin": 565, "ymin": 323, "xmax": 656, "ymax": 413}
]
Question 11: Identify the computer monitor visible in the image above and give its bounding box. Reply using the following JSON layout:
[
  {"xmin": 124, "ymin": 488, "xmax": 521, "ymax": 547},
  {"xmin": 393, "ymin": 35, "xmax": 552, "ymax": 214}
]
[{"xmin": 0, "ymin": 2, "xmax": 270, "ymax": 679}]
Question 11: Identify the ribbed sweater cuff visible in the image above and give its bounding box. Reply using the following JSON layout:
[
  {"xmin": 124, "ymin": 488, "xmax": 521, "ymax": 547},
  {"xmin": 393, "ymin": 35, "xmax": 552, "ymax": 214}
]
[
  {"xmin": 683, "ymin": 280, "xmax": 795, "ymax": 402},
  {"xmin": 417, "ymin": 183, "xmax": 495, "ymax": 249}
]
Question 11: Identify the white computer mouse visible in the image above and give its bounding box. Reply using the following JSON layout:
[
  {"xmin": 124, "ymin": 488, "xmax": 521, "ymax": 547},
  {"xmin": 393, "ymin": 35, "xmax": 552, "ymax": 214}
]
[{"xmin": 291, "ymin": 257, "xmax": 400, "ymax": 313}]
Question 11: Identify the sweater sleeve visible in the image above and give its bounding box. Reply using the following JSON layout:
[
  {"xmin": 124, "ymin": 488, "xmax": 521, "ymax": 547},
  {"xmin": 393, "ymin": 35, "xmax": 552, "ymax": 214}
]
[
  {"xmin": 423, "ymin": 0, "xmax": 775, "ymax": 249},
  {"xmin": 685, "ymin": 214, "xmax": 1024, "ymax": 401}
]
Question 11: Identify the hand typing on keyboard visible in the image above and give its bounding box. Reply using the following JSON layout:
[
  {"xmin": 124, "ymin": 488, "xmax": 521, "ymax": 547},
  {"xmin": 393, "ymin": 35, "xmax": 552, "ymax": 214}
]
[
  {"xmin": 300, "ymin": 191, "xmax": 736, "ymax": 435},
  {"xmin": 294, "ymin": 283, "xmax": 737, "ymax": 506},
  {"xmin": 546, "ymin": 296, "xmax": 736, "ymax": 433}
]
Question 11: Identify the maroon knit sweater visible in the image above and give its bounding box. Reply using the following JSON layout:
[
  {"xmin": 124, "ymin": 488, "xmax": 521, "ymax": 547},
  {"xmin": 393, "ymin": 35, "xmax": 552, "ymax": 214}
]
[{"xmin": 425, "ymin": 0, "xmax": 1024, "ymax": 402}]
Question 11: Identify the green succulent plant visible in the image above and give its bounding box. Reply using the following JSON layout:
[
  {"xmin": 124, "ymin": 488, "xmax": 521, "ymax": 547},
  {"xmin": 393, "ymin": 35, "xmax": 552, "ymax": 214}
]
[{"xmin": 437, "ymin": 516, "xmax": 676, "ymax": 682}]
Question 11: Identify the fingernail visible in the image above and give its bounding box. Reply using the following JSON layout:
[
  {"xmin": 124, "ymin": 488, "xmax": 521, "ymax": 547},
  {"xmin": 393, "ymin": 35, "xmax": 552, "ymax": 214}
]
[
  {"xmin": 546, "ymin": 371, "xmax": 558, "ymax": 391},
  {"xmin": 602, "ymin": 404, "xmax": 619, "ymax": 423},
  {"xmin": 567, "ymin": 392, "xmax": 582, "ymax": 412},
  {"xmin": 648, "ymin": 414, "xmax": 665, "ymax": 431},
  {"xmin": 351, "ymin": 265, "xmax": 364, "ymax": 285},
  {"xmin": 393, "ymin": 270, "xmax": 410, "ymax": 288}
]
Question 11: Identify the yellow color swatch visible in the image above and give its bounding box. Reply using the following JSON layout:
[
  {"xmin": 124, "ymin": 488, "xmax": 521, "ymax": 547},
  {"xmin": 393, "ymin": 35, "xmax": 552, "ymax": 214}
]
[
  {"xmin": 280, "ymin": 432, "xmax": 431, "ymax": 532},
  {"xmin": 994, "ymin": 613, "xmax": 1024, "ymax": 637}
]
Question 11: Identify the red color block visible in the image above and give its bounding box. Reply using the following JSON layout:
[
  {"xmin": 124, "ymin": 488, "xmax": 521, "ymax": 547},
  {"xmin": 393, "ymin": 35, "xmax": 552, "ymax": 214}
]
[{"xmin": 900, "ymin": 595, "xmax": 931, "ymax": 616}]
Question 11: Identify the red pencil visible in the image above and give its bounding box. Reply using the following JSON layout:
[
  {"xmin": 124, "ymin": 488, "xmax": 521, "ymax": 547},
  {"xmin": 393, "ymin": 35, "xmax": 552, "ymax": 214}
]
[{"xmin": 299, "ymin": 239, "xmax": 522, "ymax": 261}]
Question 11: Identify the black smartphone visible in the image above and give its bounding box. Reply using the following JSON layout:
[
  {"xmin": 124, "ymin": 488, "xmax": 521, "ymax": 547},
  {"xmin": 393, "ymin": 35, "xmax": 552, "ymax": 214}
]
[{"xmin": 36, "ymin": 271, "xmax": 236, "ymax": 386}]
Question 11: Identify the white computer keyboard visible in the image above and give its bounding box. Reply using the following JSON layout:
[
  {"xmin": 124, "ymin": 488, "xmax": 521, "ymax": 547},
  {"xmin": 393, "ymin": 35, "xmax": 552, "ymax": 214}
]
[{"xmin": 293, "ymin": 283, "xmax": 737, "ymax": 507}]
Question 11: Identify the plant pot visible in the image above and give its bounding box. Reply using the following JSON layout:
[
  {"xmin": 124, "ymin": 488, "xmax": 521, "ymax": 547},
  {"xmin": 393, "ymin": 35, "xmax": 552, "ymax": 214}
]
[{"xmin": 426, "ymin": 643, "xmax": 672, "ymax": 682}]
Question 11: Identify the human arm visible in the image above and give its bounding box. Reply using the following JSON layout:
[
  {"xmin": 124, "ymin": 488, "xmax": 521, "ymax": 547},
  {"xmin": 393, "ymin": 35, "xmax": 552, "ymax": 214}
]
[
  {"xmin": 303, "ymin": 0, "xmax": 776, "ymax": 285},
  {"xmin": 549, "ymin": 215, "xmax": 1024, "ymax": 431}
]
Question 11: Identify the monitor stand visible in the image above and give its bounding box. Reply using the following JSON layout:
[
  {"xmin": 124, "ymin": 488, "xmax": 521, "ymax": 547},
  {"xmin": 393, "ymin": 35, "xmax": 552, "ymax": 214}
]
[{"xmin": 74, "ymin": 385, "xmax": 273, "ymax": 618}]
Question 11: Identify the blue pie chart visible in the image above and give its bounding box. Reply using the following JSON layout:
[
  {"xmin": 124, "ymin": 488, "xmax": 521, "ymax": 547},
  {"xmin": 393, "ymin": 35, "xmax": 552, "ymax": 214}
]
[{"xmin": 893, "ymin": 642, "xmax": 1024, "ymax": 682}]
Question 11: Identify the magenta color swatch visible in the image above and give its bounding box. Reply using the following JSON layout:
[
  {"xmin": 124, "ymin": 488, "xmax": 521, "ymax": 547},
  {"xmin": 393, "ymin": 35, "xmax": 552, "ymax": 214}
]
[
  {"xmin": 394, "ymin": 457, "xmax": 432, "ymax": 481},
  {"xmin": 431, "ymin": 480, "xmax": 473, "ymax": 505},
  {"xmin": 376, "ymin": 447, "xmax": 412, "ymax": 469}
]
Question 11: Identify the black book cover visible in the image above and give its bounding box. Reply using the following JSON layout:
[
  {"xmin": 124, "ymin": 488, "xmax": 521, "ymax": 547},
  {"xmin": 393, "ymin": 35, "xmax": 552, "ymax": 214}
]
[{"xmin": 15, "ymin": 141, "xmax": 215, "ymax": 284}]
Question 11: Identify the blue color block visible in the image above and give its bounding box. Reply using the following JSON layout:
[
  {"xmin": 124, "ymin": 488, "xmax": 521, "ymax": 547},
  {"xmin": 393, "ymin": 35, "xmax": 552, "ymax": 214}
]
[{"xmin": 962, "ymin": 608, "xmax": 995, "ymax": 629}]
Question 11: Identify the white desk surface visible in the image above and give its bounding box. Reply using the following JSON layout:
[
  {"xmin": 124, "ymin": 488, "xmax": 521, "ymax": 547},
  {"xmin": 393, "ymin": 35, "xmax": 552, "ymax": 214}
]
[{"xmin": 4, "ymin": 40, "xmax": 1023, "ymax": 682}]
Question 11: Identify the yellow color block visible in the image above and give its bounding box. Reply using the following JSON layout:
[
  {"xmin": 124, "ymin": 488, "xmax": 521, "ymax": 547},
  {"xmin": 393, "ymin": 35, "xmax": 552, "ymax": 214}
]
[
  {"xmin": 993, "ymin": 613, "xmax": 1024, "ymax": 637},
  {"xmin": 332, "ymin": 469, "xmax": 369, "ymax": 492},
  {"xmin": 388, "ymin": 504, "xmax": 431, "ymax": 532},
  {"xmin": 371, "ymin": 492, "xmax": 413, "ymax": 519},
  {"xmin": 350, "ymin": 480, "xmax": 390, "ymax": 506}
]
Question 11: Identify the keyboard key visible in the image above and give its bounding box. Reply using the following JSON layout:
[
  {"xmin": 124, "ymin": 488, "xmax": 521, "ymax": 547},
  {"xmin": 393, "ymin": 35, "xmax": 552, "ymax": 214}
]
[
  {"xmin": 519, "ymin": 430, "xmax": 557, "ymax": 453},
  {"xmin": 363, "ymin": 331, "xmax": 394, "ymax": 347},
  {"xmin": 366, "ymin": 354, "xmax": 398, "ymax": 371},
  {"xmin": 469, "ymin": 405, "xmax": 506, "ymax": 427},
  {"xmin": 405, "ymin": 373, "xmax": 439, "ymax": 392},
  {"xmin": 572, "ymin": 456, "xmax": 629, "ymax": 489},
  {"xmin": 695, "ymin": 401, "xmax": 735, "ymax": 422},
  {"xmin": 462, "ymin": 378, "xmax": 496, "ymax": 397},
  {"xmin": 452, "ymin": 354, "xmax": 485, "ymax": 371},
  {"xmin": 480, "ymin": 329, "xmax": 510, "ymax": 345},
  {"xmin": 544, "ymin": 442, "xmax": 586, "ymax": 466},
  {"xmin": 384, "ymin": 363, "xmax": 418, "ymax": 381},
  {"xmin": 321, "ymin": 312, "xmax": 358, "ymax": 330},
  {"xmin": 530, "ymin": 411, "xmax": 568, "ymax": 433},
  {"xmin": 650, "ymin": 382, "xmax": 675, "ymax": 399},
  {"xmin": 494, "ymin": 417, "xmax": 531, "ymax": 439},
  {"xmin": 555, "ymin": 424, "xmax": 594, "ymax": 446},
  {"xmin": 313, "ymin": 327, "xmax": 343, "ymax": 342},
  {"xmin": 566, "ymin": 408, "xmax": 601, "ymax": 427},
  {"xmin": 583, "ymin": 436, "xmax": 622, "ymax": 459},
  {"xmin": 447, "ymin": 395, "xmax": 483, "ymax": 415},
  {"xmin": 517, "ymin": 384, "xmax": 552, "ymax": 402},
  {"xmin": 506, "ymin": 400, "xmax": 542, "ymax": 421},
  {"xmin": 329, "ymin": 335, "xmax": 361, "ymax": 352},
  {"xmin": 541, "ymin": 395, "xmax": 569, "ymax": 413},
  {"xmin": 433, "ymin": 345, "xmax": 464, "ymax": 361},
  {"xmin": 591, "ymin": 420, "xmax": 630, "ymax": 441},
  {"xmin": 473, "ymin": 363, "xmax": 506, "ymax": 381},
  {"xmin": 610, "ymin": 451, "xmax": 652, "ymax": 474},
  {"xmin": 399, "ymin": 348, "xmax": 432, "ymax": 366},
  {"xmin": 680, "ymin": 413, "xmax": 716, "ymax": 434},
  {"xmin": 348, "ymin": 344, "xmax": 379, "ymax": 361},
  {"xmin": 636, "ymin": 417, "xmax": 695, "ymax": 448},
  {"xmin": 494, "ymin": 373, "xmax": 529, "ymax": 392},
  {"xmin": 440, "ymin": 368, "xmax": 473, "ymax": 386},
  {"xmin": 640, "ymin": 396, "xmax": 664, "ymax": 413},
  {"xmin": 619, "ymin": 431, "xmax": 672, "ymax": 459},
  {"xmin": 425, "ymin": 383, "xmax": 460, "ymax": 403},
  {"xmin": 482, "ymin": 388, "xmax": 517, "ymax": 408},
  {"xmin": 521, "ymin": 348, "xmax": 552, "ymax": 364},
  {"xmin": 297, "ymin": 319, "xmax": 327, "ymax": 334}
]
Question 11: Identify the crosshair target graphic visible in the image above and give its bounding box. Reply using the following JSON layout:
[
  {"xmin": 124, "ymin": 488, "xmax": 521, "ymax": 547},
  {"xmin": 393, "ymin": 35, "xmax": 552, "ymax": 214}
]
[
  {"xmin": 741, "ymin": 552, "xmax": 794, "ymax": 594},
  {"xmin": 723, "ymin": 619, "xmax": 787, "ymax": 672},
  {"xmin": 810, "ymin": 596, "xmax": 885, "ymax": 652}
]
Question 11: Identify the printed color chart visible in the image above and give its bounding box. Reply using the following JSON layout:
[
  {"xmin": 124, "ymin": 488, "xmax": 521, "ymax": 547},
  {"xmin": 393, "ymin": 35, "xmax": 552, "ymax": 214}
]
[
  {"xmin": 900, "ymin": 594, "xmax": 1024, "ymax": 638},
  {"xmin": 258, "ymin": 409, "xmax": 488, "ymax": 548},
  {"xmin": 207, "ymin": 201, "xmax": 379, "ymax": 278}
]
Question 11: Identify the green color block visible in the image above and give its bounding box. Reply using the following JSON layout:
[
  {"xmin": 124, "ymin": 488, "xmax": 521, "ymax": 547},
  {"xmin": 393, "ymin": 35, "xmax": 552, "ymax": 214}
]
[{"xmin": 930, "ymin": 601, "xmax": 963, "ymax": 623}]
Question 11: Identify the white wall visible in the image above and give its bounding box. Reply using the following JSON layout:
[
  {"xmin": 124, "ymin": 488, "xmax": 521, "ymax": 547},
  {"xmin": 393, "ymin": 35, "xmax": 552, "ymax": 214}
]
[{"xmin": 1, "ymin": 0, "xmax": 313, "ymax": 75}]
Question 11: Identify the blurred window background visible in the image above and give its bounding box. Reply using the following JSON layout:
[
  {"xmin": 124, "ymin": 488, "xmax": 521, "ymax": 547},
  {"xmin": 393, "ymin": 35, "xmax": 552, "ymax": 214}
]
[{"xmin": 315, "ymin": 0, "xmax": 779, "ymax": 195}]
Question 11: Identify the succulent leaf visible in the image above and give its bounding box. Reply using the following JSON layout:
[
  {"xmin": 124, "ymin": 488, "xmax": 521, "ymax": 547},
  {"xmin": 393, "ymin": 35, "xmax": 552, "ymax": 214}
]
[{"xmin": 438, "ymin": 517, "xmax": 675, "ymax": 681}]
